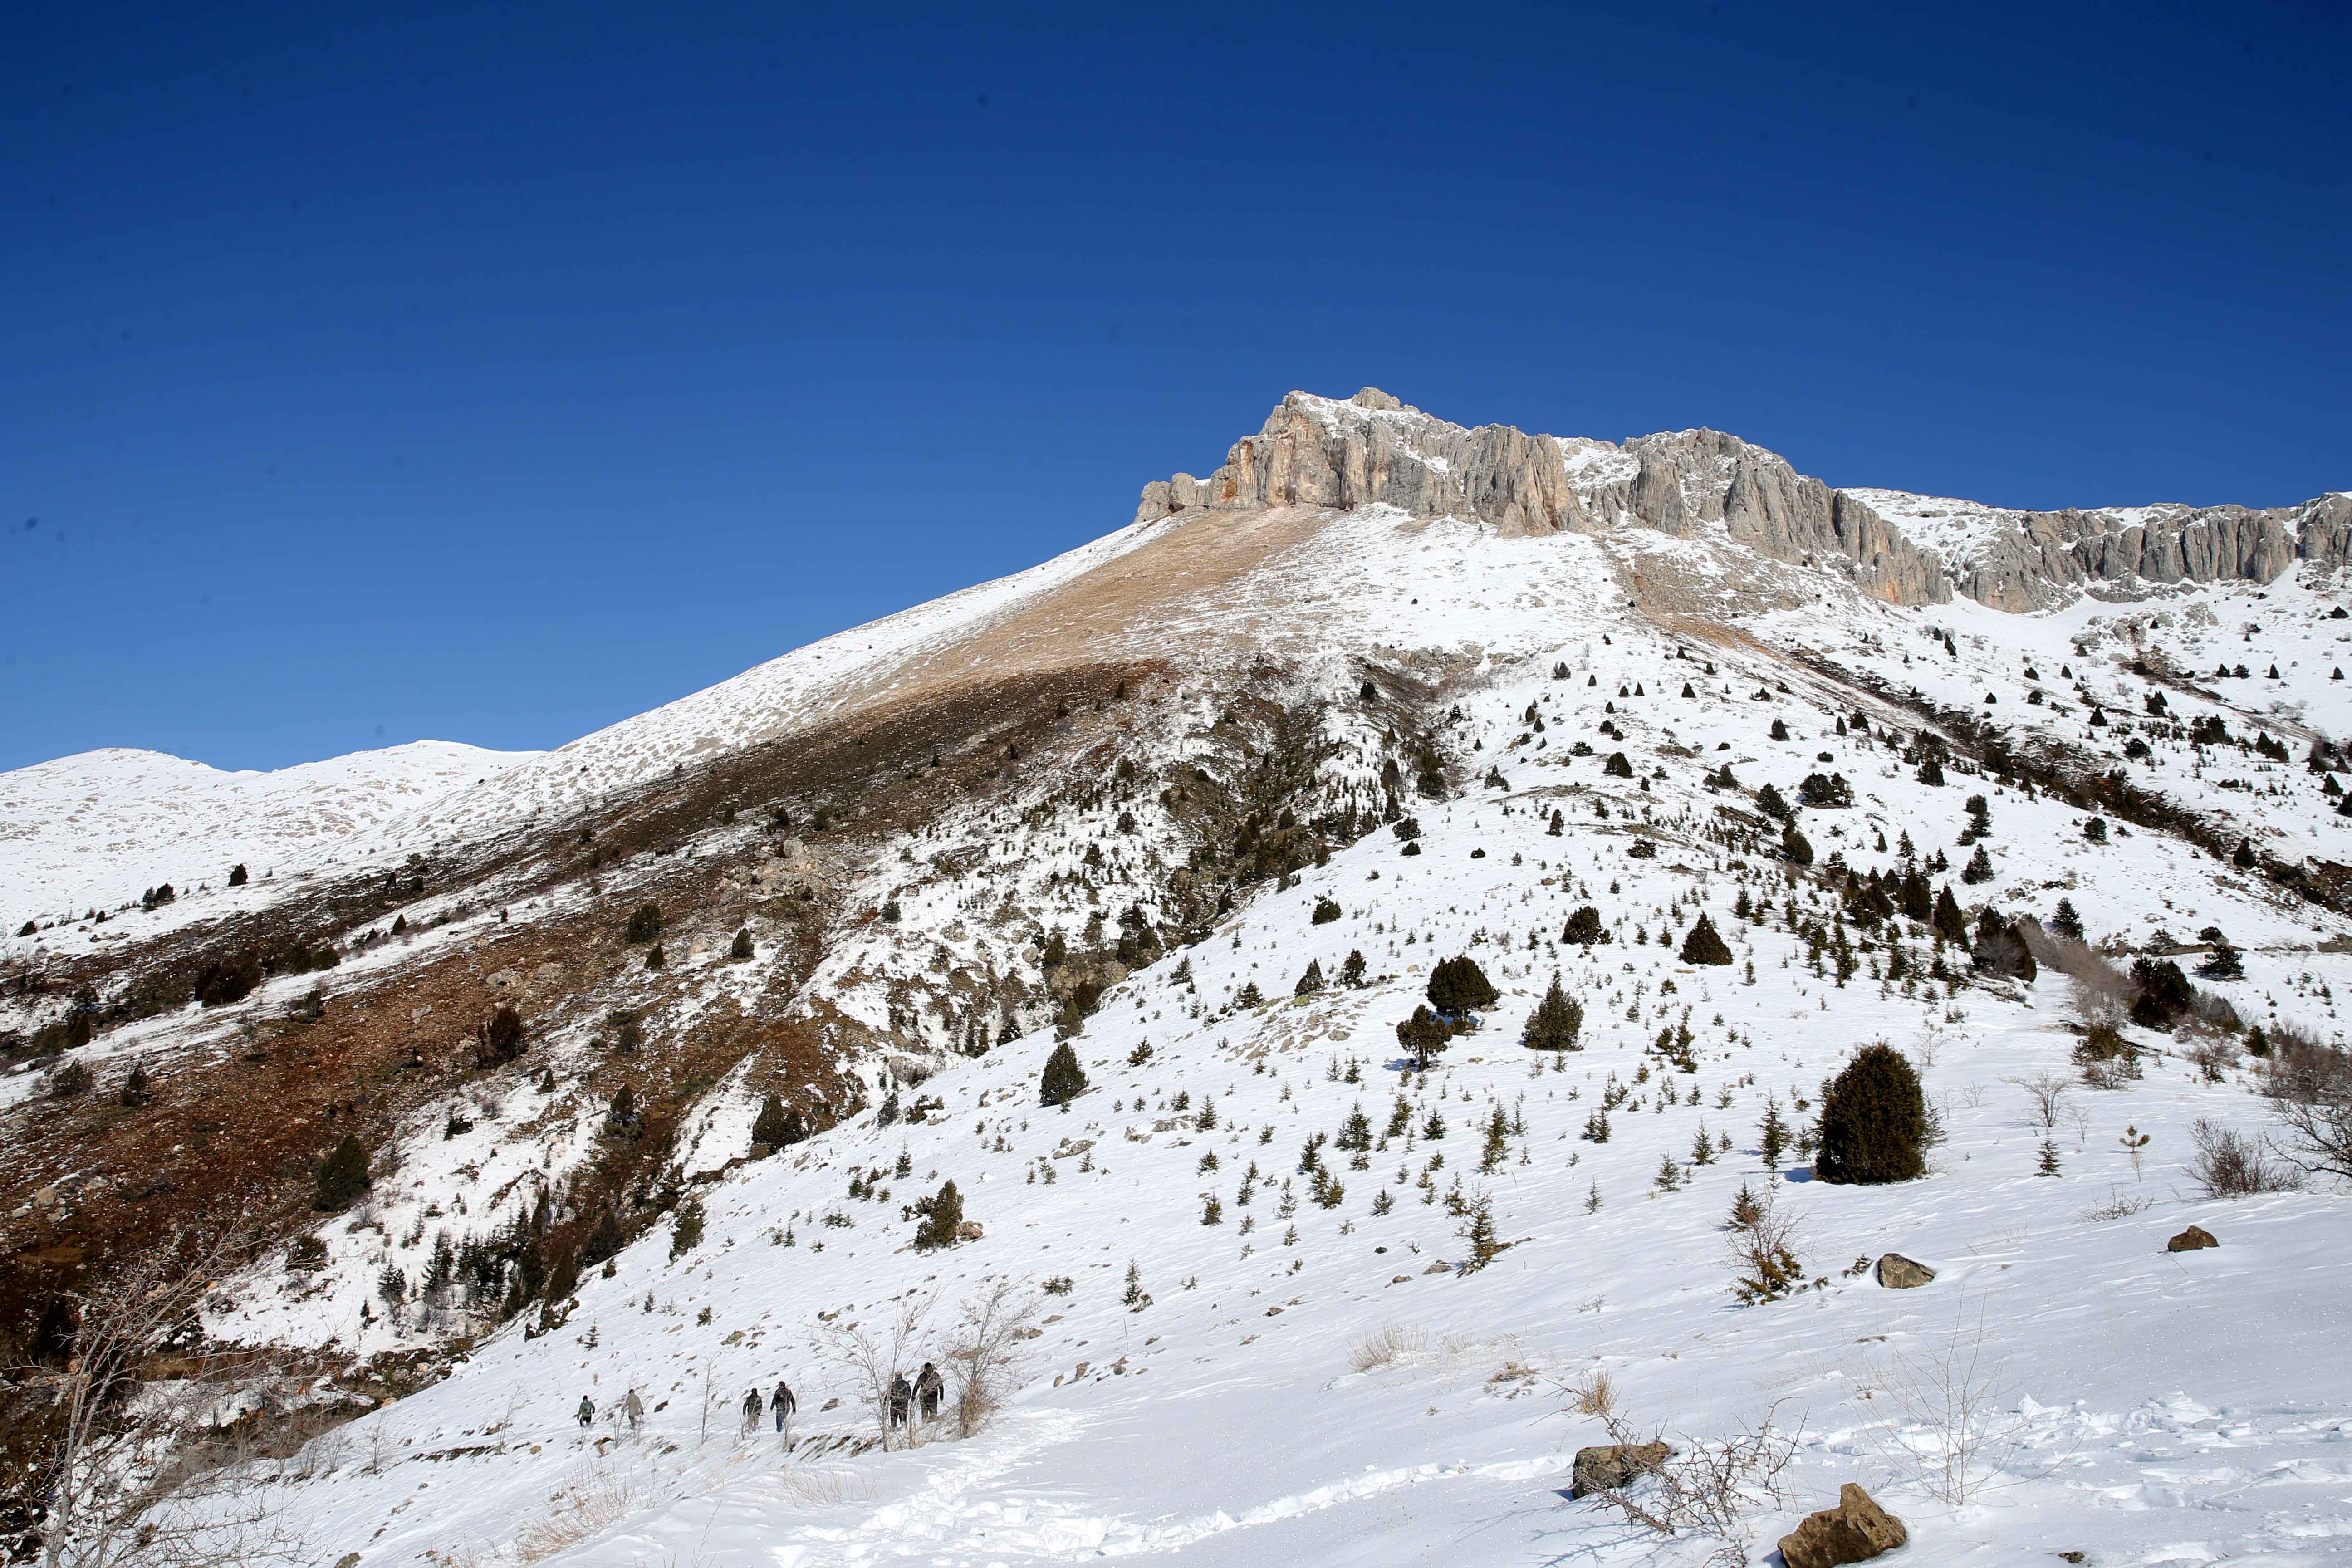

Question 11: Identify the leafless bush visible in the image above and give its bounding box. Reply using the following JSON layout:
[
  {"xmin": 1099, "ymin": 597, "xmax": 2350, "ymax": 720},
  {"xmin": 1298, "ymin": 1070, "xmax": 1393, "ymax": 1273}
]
[
  {"xmin": 1348, "ymin": 1322, "xmax": 1430, "ymax": 1373},
  {"xmin": 943, "ymin": 1276, "xmax": 1042, "ymax": 1439},
  {"xmin": 10, "ymin": 1223, "xmax": 314, "ymax": 1568},
  {"xmin": 816, "ymin": 1289, "xmax": 933, "ymax": 1451},
  {"xmin": 2077, "ymin": 1186, "xmax": 2157, "ymax": 1222},
  {"xmin": 2011, "ymin": 1070, "xmax": 2070, "ymax": 1130},
  {"xmin": 513, "ymin": 1465, "xmax": 634, "ymax": 1562},
  {"xmin": 1862, "ymin": 1298, "xmax": 2034, "ymax": 1504},
  {"xmin": 2263, "ymin": 1025, "xmax": 2352, "ymax": 1182},
  {"xmin": 2020, "ymin": 927, "xmax": 2136, "ymax": 1010},
  {"xmin": 2184, "ymin": 1037, "xmax": 2241, "ymax": 1083},
  {"xmin": 2187, "ymin": 1118, "xmax": 2303, "ymax": 1198},
  {"xmin": 1724, "ymin": 1186, "xmax": 1805, "ymax": 1305},
  {"xmin": 1583, "ymin": 1402, "xmax": 1803, "ymax": 1567}
]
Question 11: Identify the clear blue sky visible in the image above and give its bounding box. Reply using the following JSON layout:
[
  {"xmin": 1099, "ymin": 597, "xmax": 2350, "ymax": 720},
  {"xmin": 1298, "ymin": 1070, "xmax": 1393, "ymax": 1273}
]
[{"xmin": 6, "ymin": 1, "xmax": 2347, "ymax": 774}]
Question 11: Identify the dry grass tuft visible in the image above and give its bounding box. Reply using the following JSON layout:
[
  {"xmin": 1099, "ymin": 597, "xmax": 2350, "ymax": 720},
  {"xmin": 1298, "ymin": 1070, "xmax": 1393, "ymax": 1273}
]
[
  {"xmin": 513, "ymin": 1466, "xmax": 634, "ymax": 1563},
  {"xmin": 1348, "ymin": 1322, "xmax": 1430, "ymax": 1372},
  {"xmin": 1569, "ymin": 1369, "xmax": 1617, "ymax": 1417}
]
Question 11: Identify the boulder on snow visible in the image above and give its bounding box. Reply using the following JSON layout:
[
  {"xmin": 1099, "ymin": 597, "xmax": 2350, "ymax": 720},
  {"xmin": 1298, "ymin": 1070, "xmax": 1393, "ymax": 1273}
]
[
  {"xmin": 2167, "ymin": 1225, "xmax": 2219, "ymax": 1253},
  {"xmin": 1570, "ymin": 1441, "xmax": 1673, "ymax": 1499},
  {"xmin": 1777, "ymin": 1483, "xmax": 1907, "ymax": 1568},
  {"xmin": 1875, "ymin": 1253, "xmax": 1936, "ymax": 1289}
]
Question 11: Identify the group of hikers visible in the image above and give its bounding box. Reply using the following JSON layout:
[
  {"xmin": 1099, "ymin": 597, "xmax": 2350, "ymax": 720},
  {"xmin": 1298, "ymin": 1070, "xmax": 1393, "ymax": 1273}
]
[
  {"xmin": 573, "ymin": 1378, "xmax": 797, "ymax": 1436},
  {"xmin": 571, "ymin": 1364, "xmax": 943, "ymax": 1439}
]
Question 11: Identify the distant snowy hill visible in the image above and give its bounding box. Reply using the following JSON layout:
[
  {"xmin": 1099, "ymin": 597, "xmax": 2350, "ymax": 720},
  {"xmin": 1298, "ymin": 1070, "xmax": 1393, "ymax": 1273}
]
[{"xmin": 0, "ymin": 741, "xmax": 536, "ymax": 925}]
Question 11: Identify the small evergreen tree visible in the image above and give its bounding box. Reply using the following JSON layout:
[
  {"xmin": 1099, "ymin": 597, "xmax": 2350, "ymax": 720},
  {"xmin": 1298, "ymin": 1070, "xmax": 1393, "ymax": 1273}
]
[
  {"xmin": 913, "ymin": 1180, "xmax": 964, "ymax": 1250},
  {"xmin": 1562, "ymin": 906, "xmax": 1607, "ymax": 946},
  {"xmin": 1339, "ymin": 950, "xmax": 1367, "ymax": 987},
  {"xmin": 1396, "ymin": 1004, "xmax": 1450, "ymax": 1071},
  {"xmin": 1427, "ymin": 955, "xmax": 1499, "ymax": 1015},
  {"xmin": 478, "ymin": 1004, "xmax": 526, "ymax": 1066},
  {"xmin": 1961, "ymin": 844, "xmax": 1995, "ymax": 884},
  {"xmin": 2036, "ymin": 1138, "xmax": 2062, "ymax": 1176},
  {"xmin": 1932, "ymin": 885, "xmax": 1969, "ymax": 944},
  {"xmin": 1294, "ymin": 960, "xmax": 1325, "ymax": 997},
  {"xmin": 1780, "ymin": 823, "xmax": 1813, "ymax": 866},
  {"xmin": 1479, "ymin": 1104, "xmax": 1510, "ymax": 1173},
  {"xmin": 1312, "ymin": 897, "xmax": 1341, "ymax": 925},
  {"xmin": 581, "ymin": 1210, "xmax": 626, "ymax": 1266},
  {"xmin": 751, "ymin": 1093, "xmax": 790, "ymax": 1152},
  {"xmin": 669, "ymin": 1197, "xmax": 706, "ymax": 1260},
  {"xmin": 314, "ymin": 1134, "xmax": 370, "ymax": 1211},
  {"xmin": 1813, "ymin": 1044, "xmax": 1926, "ymax": 1186},
  {"xmin": 227, "ymin": 863, "xmax": 248, "ymax": 887},
  {"xmin": 624, "ymin": 902, "xmax": 662, "ymax": 944},
  {"xmin": 1758, "ymin": 1096, "xmax": 1788, "ymax": 1168},
  {"xmin": 1679, "ymin": 914, "xmax": 1733, "ymax": 966},
  {"xmin": 1040, "ymin": 1041, "xmax": 1088, "ymax": 1108},
  {"xmin": 1520, "ymin": 974, "xmax": 1584, "ymax": 1050},
  {"xmin": 2050, "ymin": 897, "xmax": 2085, "ymax": 940}
]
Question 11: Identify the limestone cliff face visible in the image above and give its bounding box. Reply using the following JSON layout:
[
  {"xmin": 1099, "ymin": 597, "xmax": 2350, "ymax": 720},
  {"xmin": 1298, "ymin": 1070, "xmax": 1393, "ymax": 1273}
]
[
  {"xmin": 1935, "ymin": 495, "xmax": 2347, "ymax": 611},
  {"xmin": 1133, "ymin": 389, "xmax": 2343, "ymax": 613},
  {"xmin": 1605, "ymin": 429, "xmax": 1953, "ymax": 606},
  {"xmin": 1134, "ymin": 388, "xmax": 1586, "ymax": 536}
]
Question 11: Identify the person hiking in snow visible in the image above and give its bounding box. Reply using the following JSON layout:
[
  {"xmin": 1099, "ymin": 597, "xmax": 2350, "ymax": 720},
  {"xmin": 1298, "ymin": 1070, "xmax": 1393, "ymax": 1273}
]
[
  {"xmin": 740, "ymin": 1387, "xmax": 763, "ymax": 1433},
  {"xmin": 915, "ymin": 1362, "xmax": 944, "ymax": 1426},
  {"xmin": 888, "ymin": 1372, "xmax": 912, "ymax": 1431},
  {"xmin": 772, "ymin": 1378, "xmax": 795, "ymax": 1434},
  {"xmin": 623, "ymin": 1388, "xmax": 644, "ymax": 1431},
  {"xmin": 575, "ymin": 1396, "xmax": 595, "ymax": 1430}
]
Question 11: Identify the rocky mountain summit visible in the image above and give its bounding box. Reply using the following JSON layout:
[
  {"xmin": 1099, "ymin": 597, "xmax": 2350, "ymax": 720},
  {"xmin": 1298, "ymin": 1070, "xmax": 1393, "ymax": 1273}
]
[{"xmin": 1137, "ymin": 387, "xmax": 2351, "ymax": 610}]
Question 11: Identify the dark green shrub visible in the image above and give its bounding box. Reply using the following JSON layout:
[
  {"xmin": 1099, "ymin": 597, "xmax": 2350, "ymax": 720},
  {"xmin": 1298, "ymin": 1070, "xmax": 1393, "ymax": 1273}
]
[
  {"xmin": 1679, "ymin": 914, "xmax": 1733, "ymax": 966},
  {"xmin": 1562, "ymin": 906, "xmax": 1609, "ymax": 946},
  {"xmin": 1520, "ymin": 975, "xmax": 1584, "ymax": 1050},
  {"xmin": 1312, "ymin": 897, "xmax": 1341, "ymax": 925},
  {"xmin": 912, "ymin": 1180, "xmax": 965, "ymax": 1250},
  {"xmin": 1603, "ymin": 752, "xmax": 1634, "ymax": 778},
  {"xmin": 1813, "ymin": 1044, "xmax": 1926, "ymax": 1186},
  {"xmin": 751, "ymin": 1093, "xmax": 791, "ymax": 1151},
  {"xmin": 2129, "ymin": 958, "xmax": 2196, "ymax": 1031},
  {"xmin": 1396, "ymin": 1004, "xmax": 1450, "ymax": 1070},
  {"xmin": 314, "ymin": 1134, "xmax": 370, "ymax": 1211},
  {"xmin": 1426, "ymin": 956, "xmax": 1499, "ymax": 1015},
  {"xmin": 1780, "ymin": 823, "xmax": 1813, "ymax": 866},
  {"xmin": 624, "ymin": 903, "xmax": 663, "ymax": 944},
  {"xmin": 194, "ymin": 953, "xmax": 261, "ymax": 1007},
  {"xmin": 1040, "ymin": 1041, "xmax": 1088, "ymax": 1108},
  {"xmin": 669, "ymin": 1198, "xmax": 705, "ymax": 1260}
]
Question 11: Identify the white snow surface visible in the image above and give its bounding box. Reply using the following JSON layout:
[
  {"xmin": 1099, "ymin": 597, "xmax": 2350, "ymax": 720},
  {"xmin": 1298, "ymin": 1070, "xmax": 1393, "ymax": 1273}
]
[{"xmin": 0, "ymin": 741, "xmax": 534, "ymax": 926}]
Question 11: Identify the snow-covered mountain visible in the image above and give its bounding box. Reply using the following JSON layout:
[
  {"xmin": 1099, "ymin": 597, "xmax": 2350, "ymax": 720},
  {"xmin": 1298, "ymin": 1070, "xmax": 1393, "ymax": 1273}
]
[
  {"xmin": 0, "ymin": 741, "xmax": 536, "ymax": 926},
  {"xmin": 3, "ymin": 389, "xmax": 2350, "ymax": 1568}
]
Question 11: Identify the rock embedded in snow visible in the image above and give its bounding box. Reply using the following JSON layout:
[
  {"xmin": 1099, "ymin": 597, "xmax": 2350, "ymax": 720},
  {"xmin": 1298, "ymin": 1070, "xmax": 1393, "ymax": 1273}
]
[
  {"xmin": 1569, "ymin": 1441, "xmax": 1674, "ymax": 1499},
  {"xmin": 1777, "ymin": 1483, "xmax": 1908, "ymax": 1568},
  {"xmin": 1874, "ymin": 1253, "xmax": 1936, "ymax": 1289}
]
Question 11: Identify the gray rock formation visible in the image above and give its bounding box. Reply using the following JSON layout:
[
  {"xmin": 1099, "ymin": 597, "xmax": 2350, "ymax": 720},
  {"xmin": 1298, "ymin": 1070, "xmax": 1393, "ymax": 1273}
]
[
  {"xmin": 1875, "ymin": 1252, "xmax": 1936, "ymax": 1289},
  {"xmin": 1133, "ymin": 389, "xmax": 2344, "ymax": 613},
  {"xmin": 1134, "ymin": 389, "xmax": 1587, "ymax": 536},
  {"xmin": 1570, "ymin": 1441, "xmax": 1674, "ymax": 1499}
]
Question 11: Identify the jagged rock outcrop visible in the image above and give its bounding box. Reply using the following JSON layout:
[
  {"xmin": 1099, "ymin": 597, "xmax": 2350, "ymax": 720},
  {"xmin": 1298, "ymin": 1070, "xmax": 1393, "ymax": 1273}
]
[
  {"xmin": 1135, "ymin": 389, "xmax": 1587, "ymax": 536},
  {"xmin": 1596, "ymin": 429, "xmax": 1951, "ymax": 605},
  {"xmin": 1136, "ymin": 389, "xmax": 2342, "ymax": 613}
]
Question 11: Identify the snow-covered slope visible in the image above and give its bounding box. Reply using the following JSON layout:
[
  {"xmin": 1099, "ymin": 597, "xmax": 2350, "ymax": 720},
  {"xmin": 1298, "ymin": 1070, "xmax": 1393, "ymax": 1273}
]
[
  {"xmin": 11, "ymin": 387, "xmax": 2352, "ymax": 1568},
  {"xmin": 0, "ymin": 741, "xmax": 535, "ymax": 928},
  {"xmin": 208, "ymin": 721, "xmax": 2352, "ymax": 1567}
]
